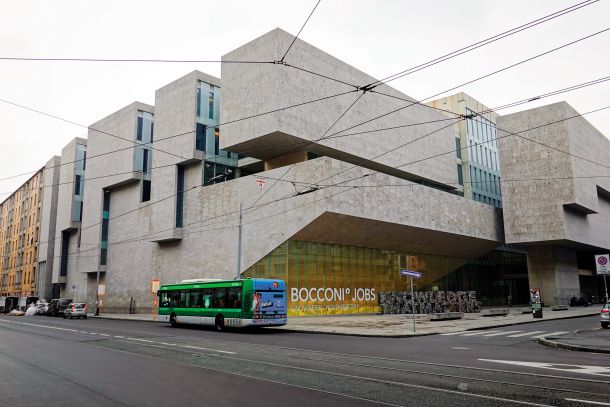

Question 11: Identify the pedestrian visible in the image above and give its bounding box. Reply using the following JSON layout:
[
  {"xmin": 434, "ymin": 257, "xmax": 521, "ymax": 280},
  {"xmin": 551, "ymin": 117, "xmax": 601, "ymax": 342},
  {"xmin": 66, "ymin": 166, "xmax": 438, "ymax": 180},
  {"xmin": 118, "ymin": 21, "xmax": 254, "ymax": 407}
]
[{"xmin": 507, "ymin": 294, "xmax": 512, "ymax": 307}]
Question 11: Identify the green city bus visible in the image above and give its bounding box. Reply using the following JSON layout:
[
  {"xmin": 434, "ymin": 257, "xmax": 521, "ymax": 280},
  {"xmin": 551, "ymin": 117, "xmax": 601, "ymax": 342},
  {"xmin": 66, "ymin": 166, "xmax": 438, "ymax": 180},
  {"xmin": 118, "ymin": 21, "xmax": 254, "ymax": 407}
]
[{"xmin": 157, "ymin": 278, "xmax": 287, "ymax": 331}]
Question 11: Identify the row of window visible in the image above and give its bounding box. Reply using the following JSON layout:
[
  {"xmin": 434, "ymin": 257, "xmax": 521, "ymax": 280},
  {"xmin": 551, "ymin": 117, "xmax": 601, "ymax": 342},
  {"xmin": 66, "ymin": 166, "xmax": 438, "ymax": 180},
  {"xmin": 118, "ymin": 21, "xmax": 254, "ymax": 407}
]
[{"xmin": 160, "ymin": 287, "xmax": 243, "ymax": 309}]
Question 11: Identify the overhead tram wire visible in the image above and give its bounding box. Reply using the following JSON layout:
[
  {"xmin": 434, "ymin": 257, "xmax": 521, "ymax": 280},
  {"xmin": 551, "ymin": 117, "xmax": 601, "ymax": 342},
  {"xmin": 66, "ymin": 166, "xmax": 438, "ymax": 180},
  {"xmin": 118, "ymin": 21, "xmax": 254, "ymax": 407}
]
[
  {"xmin": 31, "ymin": 73, "xmax": 610, "ymax": 247},
  {"xmin": 324, "ymin": 25, "xmax": 610, "ymax": 146},
  {"xmin": 0, "ymin": 57, "xmax": 271, "ymax": 64},
  {"xmin": 309, "ymin": 27, "xmax": 610, "ymax": 187},
  {"xmin": 245, "ymin": 90, "xmax": 367, "ymax": 211},
  {"xmin": 0, "ymin": 1, "xmax": 599, "ymax": 184},
  {"xmin": 55, "ymin": 102, "xmax": 610, "ymax": 251},
  {"xmin": 363, "ymin": 0, "xmax": 598, "ymax": 89},
  {"xmin": 0, "ymin": 88, "xmax": 356, "ymax": 183},
  {"xmin": 280, "ymin": 0, "xmax": 322, "ymax": 63}
]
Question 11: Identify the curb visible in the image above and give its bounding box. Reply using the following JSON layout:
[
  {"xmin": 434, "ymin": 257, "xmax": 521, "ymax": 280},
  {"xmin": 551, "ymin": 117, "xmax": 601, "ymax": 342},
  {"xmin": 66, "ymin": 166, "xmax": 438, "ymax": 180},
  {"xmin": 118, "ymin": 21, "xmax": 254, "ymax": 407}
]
[
  {"xmin": 461, "ymin": 311, "xmax": 600, "ymax": 333},
  {"xmin": 538, "ymin": 336, "xmax": 610, "ymax": 355}
]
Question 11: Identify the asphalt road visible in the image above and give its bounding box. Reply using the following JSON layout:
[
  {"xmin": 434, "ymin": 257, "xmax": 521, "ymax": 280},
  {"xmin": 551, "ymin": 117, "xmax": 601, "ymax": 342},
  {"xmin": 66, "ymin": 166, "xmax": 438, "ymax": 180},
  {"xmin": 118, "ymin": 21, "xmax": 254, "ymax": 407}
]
[{"xmin": 0, "ymin": 315, "xmax": 608, "ymax": 407}]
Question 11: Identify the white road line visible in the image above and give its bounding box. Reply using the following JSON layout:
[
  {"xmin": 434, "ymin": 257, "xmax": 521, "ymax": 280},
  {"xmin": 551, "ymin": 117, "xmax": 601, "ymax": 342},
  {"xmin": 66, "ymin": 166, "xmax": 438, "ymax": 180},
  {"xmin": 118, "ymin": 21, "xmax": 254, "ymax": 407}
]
[
  {"xmin": 0, "ymin": 320, "xmax": 78, "ymax": 332},
  {"xmin": 79, "ymin": 331, "xmax": 89, "ymax": 334},
  {"xmin": 180, "ymin": 344, "xmax": 236, "ymax": 355},
  {"xmin": 565, "ymin": 398, "xmax": 610, "ymax": 406},
  {"xmin": 461, "ymin": 330, "xmax": 502, "ymax": 336},
  {"xmin": 130, "ymin": 338, "xmax": 153, "ymax": 343},
  {"xmin": 483, "ymin": 330, "xmax": 522, "ymax": 337},
  {"xmin": 533, "ymin": 331, "xmax": 568, "ymax": 338},
  {"xmin": 99, "ymin": 334, "xmax": 110, "ymax": 337},
  {"xmin": 114, "ymin": 335, "xmax": 125, "ymax": 339},
  {"xmin": 440, "ymin": 331, "xmax": 469, "ymax": 335},
  {"xmin": 89, "ymin": 332, "xmax": 97, "ymax": 335},
  {"xmin": 507, "ymin": 331, "xmax": 547, "ymax": 338}
]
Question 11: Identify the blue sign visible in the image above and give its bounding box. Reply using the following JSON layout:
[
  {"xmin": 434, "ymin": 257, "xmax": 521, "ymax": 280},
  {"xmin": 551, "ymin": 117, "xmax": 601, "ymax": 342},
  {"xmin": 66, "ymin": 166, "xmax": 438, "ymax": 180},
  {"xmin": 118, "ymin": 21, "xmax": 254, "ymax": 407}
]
[{"xmin": 400, "ymin": 269, "xmax": 422, "ymax": 279}]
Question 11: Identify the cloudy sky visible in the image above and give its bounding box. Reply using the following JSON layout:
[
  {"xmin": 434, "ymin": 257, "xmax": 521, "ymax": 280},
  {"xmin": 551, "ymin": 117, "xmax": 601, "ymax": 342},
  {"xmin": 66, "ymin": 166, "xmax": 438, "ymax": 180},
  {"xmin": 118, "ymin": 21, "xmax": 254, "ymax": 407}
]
[{"xmin": 1, "ymin": 0, "xmax": 608, "ymax": 198}]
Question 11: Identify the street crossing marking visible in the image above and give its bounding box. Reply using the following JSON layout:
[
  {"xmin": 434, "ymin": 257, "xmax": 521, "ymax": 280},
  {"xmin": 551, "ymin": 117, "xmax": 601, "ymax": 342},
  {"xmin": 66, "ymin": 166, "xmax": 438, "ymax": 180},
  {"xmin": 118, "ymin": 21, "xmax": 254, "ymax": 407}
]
[
  {"xmin": 461, "ymin": 330, "xmax": 501, "ymax": 336},
  {"xmin": 532, "ymin": 331, "xmax": 568, "ymax": 338},
  {"xmin": 479, "ymin": 359, "xmax": 610, "ymax": 378},
  {"xmin": 507, "ymin": 331, "xmax": 546, "ymax": 337},
  {"xmin": 439, "ymin": 330, "xmax": 569, "ymax": 339},
  {"xmin": 483, "ymin": 330, "xmax": 523, "ymax": 337}
]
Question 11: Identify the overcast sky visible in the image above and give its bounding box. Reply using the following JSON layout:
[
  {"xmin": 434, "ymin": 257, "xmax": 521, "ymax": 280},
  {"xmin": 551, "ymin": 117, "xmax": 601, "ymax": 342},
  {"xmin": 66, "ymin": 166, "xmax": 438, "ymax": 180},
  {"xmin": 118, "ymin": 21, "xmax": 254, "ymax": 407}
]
[{"xmin": 1, "ymin": 0, "xmax": 609, "ymax": 198}]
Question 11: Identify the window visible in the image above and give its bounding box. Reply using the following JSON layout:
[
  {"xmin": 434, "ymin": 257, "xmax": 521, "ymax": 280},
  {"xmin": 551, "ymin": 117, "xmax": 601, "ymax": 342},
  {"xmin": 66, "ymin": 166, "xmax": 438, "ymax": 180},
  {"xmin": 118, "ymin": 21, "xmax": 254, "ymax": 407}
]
[
  {"xmin": 457, "ymin": 164, "xmax": 463, "ymax": 186},
  {"xmin": 209, "ymin": 89, "xmax": 214, "ymax": 120},
  {"xmin": 227, "ymin": 287, "xmax": 242, "ymax": 309},
  {"xmin": 196, "ymin": 123, "xmax": 206, "ymax": 151},
  {"xmin": 100, "ymin": 190, "xmax": 110, "ymax": 266},
  {"xmin": 176, "ymin": 166, "xmax": 184, "ymax": 227},
  {"xmin": 455, "ymin": 138, "xmax": 461, "ymax": 159},
  {"xmin": 213, "ymin": 287, "xmax": 226, "ymax": 308},
  {"xmin": 137, "ymin": 116, "xmax": 143, "ymax": 141},
  {"xmin": 60, "ymin": 231, "xmax": 70, "ymax": 277},
  {"xmin": 141, "ymin": 180, "xmax": 151, "ymax": 202},
  {"xmin": 203, "ymin": 162, "xmax": 236, "ymax": 186},
  {"xmin": 82, "ymin": 151, "xmax": 86, "ymax": 170},
  {"xmin": 214, "ymin": 128, "xmax": 219, "ymax": 156},
  {"xmin": 142, "ymin": 149, "xmax": 149, "ymax": 174},
  {"xmin": 196, "ymin": 85, "xmax": 201, "ymax": 117},
  {"xmin": 74, "ymin": 175, "xmax": 81, "ymax": 195}
]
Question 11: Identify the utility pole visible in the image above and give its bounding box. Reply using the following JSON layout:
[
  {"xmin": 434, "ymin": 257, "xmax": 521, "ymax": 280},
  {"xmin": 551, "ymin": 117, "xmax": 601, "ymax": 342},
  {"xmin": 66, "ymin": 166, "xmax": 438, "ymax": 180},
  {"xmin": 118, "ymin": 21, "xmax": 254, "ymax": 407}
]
[
  {"xmin": 411, "ymin": 276, "xmax": 416, "ymax": 333},
  {"xmin": 236, "ymin": 202, "xmax": 243, "ymax": 280}
]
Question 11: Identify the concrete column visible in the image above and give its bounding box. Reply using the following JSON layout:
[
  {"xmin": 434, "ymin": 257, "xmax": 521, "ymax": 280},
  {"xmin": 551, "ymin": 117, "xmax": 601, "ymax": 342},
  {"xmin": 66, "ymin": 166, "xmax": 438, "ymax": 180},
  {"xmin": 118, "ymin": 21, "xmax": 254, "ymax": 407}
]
[{"xmin": 527, "ymin": 246, "xmax": 580, "ymax": 306}]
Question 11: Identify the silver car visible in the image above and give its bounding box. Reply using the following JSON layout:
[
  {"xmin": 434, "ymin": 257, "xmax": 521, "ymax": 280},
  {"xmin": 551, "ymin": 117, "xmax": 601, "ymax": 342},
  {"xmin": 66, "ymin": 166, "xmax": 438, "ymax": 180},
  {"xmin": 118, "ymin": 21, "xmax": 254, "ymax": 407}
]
[
  {"xmin": 63, "ymin": 303, "xmax": 88, "ymax": 319},
  {"xmin": 602, "ymin": 303, "xmax": 609, "ymax": 329}
]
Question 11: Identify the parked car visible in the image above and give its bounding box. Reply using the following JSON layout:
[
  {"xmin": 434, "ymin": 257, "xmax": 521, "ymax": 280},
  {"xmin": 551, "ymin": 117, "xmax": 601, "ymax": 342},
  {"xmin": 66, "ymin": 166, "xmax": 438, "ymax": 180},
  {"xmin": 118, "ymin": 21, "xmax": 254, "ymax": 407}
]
[
  {"xmin": 601, "ymin": 303, "xmax": 609, "ymax": 329},
  {"xmin": 63, "ymin": 302, "xmax": 88, "ymax": 319},
  {"xmin": 36, "ymin": 299, "xmax": 49, "ymax": 315},
  {"xmin": 47, "ymin": 298, "xmax": 73, "ymax": 317}
]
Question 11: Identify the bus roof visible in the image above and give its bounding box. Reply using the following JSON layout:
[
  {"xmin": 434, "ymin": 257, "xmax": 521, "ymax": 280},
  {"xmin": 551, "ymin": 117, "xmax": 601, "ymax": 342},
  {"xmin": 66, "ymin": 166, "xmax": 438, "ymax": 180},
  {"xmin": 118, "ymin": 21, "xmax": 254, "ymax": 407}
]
[{"xmin": 159, "ymin": 278, "xmax": 285, "ymax": 291}]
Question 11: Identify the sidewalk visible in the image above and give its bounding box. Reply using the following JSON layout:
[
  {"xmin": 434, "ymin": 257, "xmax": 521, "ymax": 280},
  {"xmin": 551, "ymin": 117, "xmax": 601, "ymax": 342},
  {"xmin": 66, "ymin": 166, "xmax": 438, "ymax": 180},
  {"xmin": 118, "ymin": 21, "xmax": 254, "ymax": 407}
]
[
  {"xmin": 539, "ymin": 328, "xmax": 610, "ymax": 354},
  {"xmin": 90, "ymin": 306, "xmax": 600, "ymax": 337}
]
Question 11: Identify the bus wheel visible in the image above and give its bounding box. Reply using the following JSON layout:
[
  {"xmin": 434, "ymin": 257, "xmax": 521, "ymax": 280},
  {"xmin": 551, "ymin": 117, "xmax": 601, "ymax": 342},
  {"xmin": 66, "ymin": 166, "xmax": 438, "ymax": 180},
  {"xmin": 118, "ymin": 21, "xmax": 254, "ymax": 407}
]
[
  {"xmin": 170, "ymin": 313, "xmax": 177, "ymax": 327},
  {"xmin": 215, "ymin": 314, "xmax": 224, "ymax": 332}
]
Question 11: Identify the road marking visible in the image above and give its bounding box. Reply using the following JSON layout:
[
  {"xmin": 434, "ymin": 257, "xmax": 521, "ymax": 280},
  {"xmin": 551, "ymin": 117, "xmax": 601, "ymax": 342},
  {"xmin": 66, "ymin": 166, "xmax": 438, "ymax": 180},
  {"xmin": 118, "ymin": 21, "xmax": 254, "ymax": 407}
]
[
  {"xmin": 99, "ymin": 333, "xmax": 110, "ymax": 337},
  {"xmin": 89, "ymin": 332, "xmax": 97, "ymax": 335},
  {"xmin": 180, "ymin": 344, "xmax": 236, "ymax": 355},
  {"xmin": 479, "ymin": 359, "xmax": 610, "ymax": 377},
  {"xmin": 564, "ymin": 399, "xmax": 610, "ymax": 406},
  {"xmin": 0, "ymin": 320, "xmax": 78, "ymax": 332},
  {"xmin": 114, "ymin": 335, "xmax": 125, "ymax": 339},
  {"xmin": 440, "ymin": 331, "xmax": 469, "ymax": 335},
  {"xmin": 461, "ymin": 330, "xmax": 502, "ymax": 336},
  {"xmin": 450, "ymin": 347, "xmax": 472, "ymax": 350},
  {"xmin": 483, "ymin": 330, "xmax": 522, "ymax": 337},
  {"xmin": 533, "ymin": 331, "xmax": 568, "ymax": 338},
  {"xmin": 79, "ymin": 331, "xmax": 89, "ymax": 334},
  {"xmin": 129, "ymin": 338, "xmax": 153, "ymax": 343},
  {"xmin": 507, "ymin": 331, "xmax": 546, "ymax": 338}
]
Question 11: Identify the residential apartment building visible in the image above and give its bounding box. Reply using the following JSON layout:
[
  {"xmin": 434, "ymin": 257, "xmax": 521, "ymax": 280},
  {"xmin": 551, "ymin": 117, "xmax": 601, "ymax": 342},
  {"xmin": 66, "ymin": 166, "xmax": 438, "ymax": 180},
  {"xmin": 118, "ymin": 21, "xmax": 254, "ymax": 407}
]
[{"xmin": 0, "ymin": 169, "xmax": 44, "ymax": 310}]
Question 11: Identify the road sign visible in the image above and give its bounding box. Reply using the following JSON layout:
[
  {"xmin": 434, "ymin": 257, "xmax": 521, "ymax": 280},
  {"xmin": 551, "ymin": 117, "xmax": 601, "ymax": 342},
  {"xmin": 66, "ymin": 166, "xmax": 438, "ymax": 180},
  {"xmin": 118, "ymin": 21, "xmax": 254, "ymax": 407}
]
[
  {"xmin": 151, "ymin": 279, "xmax": 160, "ymax": 294},
  {"xmin": 595, "ymin": 254, "xmax": 610, "ymax": 275},
  {"xmin": 255, "ymin": 178, "xmax": 266, "ymax": 190},
  {"xmin": 400, "ymin": 269, "xmax": 422, "ymax": 279}
]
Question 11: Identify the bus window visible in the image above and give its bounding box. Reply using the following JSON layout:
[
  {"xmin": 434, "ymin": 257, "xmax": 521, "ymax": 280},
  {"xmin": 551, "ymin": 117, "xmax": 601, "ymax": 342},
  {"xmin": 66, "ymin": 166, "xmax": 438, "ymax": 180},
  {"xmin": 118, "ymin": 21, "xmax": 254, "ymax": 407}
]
[
  {"xmin": 202, "ymin": 288, "xmax": 212, "ymax": 308},
  {"xmin": 213, "ymin": 288, "xmax": 227, "ymax": 308},
  {"xmin": 169, "ymin": 291, "xmax": 181, "ymax": 308},
  {"xmin": 190, "ymin": 290, "xmax": 203, "ymax": 308},
  {"xmin": 160, "ymin": 292, "xmax": 170, "ymax": 308},
  {"xmin": 227, "ymin": 287, "xmax": 242, "ymax": 309}
]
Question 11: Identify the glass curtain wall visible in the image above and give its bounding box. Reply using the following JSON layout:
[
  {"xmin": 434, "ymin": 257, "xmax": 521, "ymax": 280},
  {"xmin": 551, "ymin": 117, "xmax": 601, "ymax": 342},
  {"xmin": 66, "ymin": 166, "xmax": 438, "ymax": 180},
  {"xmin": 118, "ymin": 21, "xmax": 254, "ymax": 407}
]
[
  {"xmin": 135, "ymin": 110, "xmax": 154, "ymax": 202},
  {"xmin": 195, "ymin": 81, "xmax": 238, "ymax": 186},
  {"xmin": 465, "ymin": 109, "xmax": 502, "ymax": 207}
]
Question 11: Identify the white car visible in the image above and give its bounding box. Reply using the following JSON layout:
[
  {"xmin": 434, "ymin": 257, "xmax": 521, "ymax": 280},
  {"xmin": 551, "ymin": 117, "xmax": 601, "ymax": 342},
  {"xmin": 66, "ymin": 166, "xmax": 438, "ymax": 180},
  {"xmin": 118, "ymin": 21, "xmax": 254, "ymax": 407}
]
[
  {"xmin": 36, "ymin": 299, "xmax": 49, "ymax": 315},
  {"xmin": 602, "ymin": 303, "xmax": 609, "ymax": 329},
  {"xmin": 63, "ymin": 303, "xmax": 88, "ymax": 319}
]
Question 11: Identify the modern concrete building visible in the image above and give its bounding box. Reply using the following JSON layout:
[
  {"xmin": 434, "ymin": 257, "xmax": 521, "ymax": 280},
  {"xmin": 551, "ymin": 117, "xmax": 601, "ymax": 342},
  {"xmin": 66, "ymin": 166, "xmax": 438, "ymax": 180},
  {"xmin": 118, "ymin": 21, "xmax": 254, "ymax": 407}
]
[
  {"xmin": 5, "ymin": 28, "xmax": 608, "ymax": 314},
  {"xmin": 498, "ymin": 101, "xmax": 610, "ymax": 305}
]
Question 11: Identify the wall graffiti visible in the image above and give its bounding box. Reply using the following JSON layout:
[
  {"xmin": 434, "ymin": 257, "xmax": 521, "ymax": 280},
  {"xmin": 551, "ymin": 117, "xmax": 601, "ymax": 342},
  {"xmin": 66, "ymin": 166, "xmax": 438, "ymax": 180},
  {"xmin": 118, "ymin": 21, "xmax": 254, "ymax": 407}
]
[{"xmin": 379, "ymin": 291, "xmax": 481, "ymax": 314}]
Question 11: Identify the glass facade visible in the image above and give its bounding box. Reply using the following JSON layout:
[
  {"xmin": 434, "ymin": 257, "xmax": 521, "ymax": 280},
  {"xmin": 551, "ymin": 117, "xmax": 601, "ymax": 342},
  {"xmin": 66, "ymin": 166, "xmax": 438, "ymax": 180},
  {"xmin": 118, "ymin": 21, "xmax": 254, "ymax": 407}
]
[
  {"xmin": 100, "ymin": 190, "xmax": 110, "ymax": 266},
  {"xmin": 243, "ymin": 240, "xmax": 526, "ymax": 316},
  {"xmin": 176, "ymin": 166, "xmax": 184, "ymax": 228},
  {"xmin": 135, "ymin": 110, "xmax": 154, "ymax": 202},
  {"xmin": 195, "ymin": 80, "xmax": 238, "ymax": 186},
  {"xmin": 465, "ymin": 109, "xmax": 501, "ymax": 207},
  {"xmin": 71, "ymin": 143, "xmax": 86, "ymax": 222}
]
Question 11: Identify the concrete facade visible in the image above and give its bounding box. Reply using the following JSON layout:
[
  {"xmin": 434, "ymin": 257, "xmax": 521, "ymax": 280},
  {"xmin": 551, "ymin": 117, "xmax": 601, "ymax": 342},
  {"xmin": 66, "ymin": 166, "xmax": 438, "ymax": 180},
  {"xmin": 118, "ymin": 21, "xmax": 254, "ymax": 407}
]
[{"xmin": 498, "ymin": 102, "xmax": 610, "ymax": 304}]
